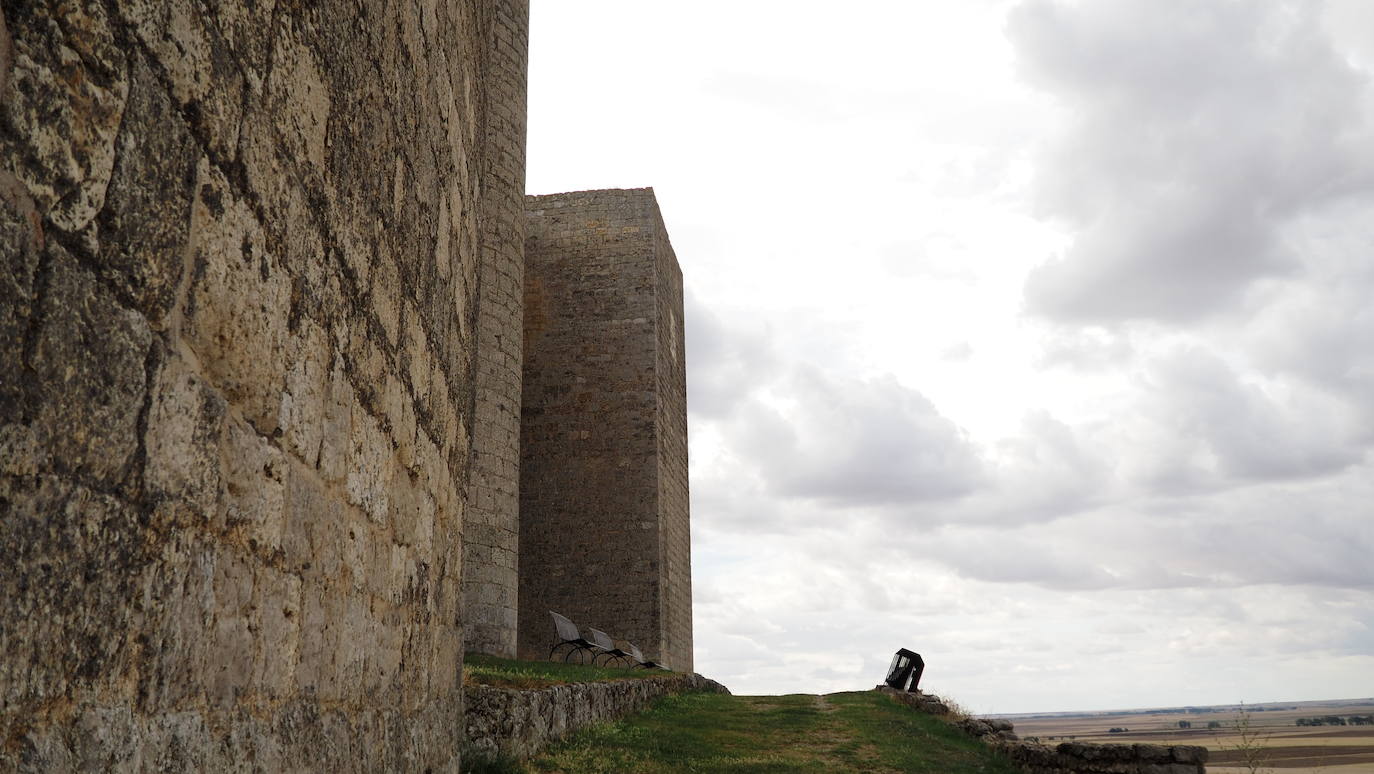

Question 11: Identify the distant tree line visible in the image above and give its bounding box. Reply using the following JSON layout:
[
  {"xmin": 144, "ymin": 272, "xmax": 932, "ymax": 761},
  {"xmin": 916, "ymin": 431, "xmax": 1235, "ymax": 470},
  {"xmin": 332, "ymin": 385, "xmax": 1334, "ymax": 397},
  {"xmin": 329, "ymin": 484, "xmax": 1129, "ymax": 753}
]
[
  {"xmin": 1108, "ymin": 727, "xmax": 1129, "ymax": 733},
  {"xmin": 1295, "ymin": 715, "xmax": 1374, "ymax": 726}
]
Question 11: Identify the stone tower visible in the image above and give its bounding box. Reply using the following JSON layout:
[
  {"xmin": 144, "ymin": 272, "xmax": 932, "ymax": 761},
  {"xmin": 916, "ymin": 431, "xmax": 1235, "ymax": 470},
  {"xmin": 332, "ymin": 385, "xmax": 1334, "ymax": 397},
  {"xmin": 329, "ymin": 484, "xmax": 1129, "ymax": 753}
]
[
  {"xmin": 517, "ymin": 189, "xmax": 693, "ymax": 672},
  {"xmin": 462, "ymin": 0, "xmax": 529, "ymax": 660}
]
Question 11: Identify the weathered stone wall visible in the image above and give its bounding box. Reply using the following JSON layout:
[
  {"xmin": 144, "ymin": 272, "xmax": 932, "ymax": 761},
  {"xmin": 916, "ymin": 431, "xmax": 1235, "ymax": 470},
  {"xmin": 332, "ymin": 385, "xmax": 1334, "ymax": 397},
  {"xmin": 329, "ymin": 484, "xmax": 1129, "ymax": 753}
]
[
  {"xmin": 518, "ymin": 189, "xmax": 693, "ymax": 670},
  {"xmin": 0, "ymin": 0, "xmax": 527, "ymax": 769},
  {"xmin": 878, "ymin": 689, "xmax": 1209, "ymax": 774},
  {"xmin": 462, "ymin": 0, "xmax": 528, "ymax": 659},
  {"xmin": 465, "ymin": 673, "xmax": 728, "ymax": 760}
]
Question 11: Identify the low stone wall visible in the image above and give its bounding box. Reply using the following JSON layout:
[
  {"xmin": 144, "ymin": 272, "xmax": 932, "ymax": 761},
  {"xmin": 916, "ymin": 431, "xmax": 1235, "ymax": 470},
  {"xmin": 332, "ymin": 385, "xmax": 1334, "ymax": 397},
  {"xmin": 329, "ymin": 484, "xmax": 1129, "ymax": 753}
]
[
  {"xmin": 877, "ymin": 687, "xmax": 1208, "ymax": 774},
  {"xmin": 995, "ymin": 740, "xmax": 1208, "ymax": 774},
  {"xmin": 465, "ymin": 673, "xmax": 729, "ymax": 759}
]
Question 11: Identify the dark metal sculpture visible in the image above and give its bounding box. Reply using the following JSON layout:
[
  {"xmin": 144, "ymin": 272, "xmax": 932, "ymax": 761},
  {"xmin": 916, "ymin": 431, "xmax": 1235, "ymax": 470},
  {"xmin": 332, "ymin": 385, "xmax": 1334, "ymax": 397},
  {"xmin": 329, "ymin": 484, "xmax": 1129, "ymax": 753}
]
[{"xmin": 884, "ymin": 648, "xmax": 925, "ymax": 692}]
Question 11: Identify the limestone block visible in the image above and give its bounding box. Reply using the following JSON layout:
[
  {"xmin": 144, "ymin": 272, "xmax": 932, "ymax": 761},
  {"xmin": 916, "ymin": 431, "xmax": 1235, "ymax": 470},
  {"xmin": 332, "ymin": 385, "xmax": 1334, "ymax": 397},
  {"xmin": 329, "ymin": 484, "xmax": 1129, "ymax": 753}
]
[
  {"xmin": 391, "ymin": 469, "xmax": 437, "ymax": 556},
  {"xmin": 0, "ymin": 0, "xmax": 126, "ymax": 234},
  {"xmin": 1171, "ymin": 745, "xmax": 1208, "ymax": 764},
  {"xmin": 365, "ymin": 604, "xmax": 404, "ymax": 696},
  {"xmin": 347, "ymin": 401, "xmax": 394, "ymax": 525},
  {"xmin": 114, "ymin": 0, "xmax": 248, "ymax": 161},
  {"xmin": 95, "ymin": 57, "xmax": 199, "ymax": 323},
  {"xmin": 139, "ymin": 537, "xmax": 215, "ymax": 713},
  {"xmin": 0, "ymin": 477, "xmax": 145, "ymax": 709},
  {"xmin": 145, "ymin": 351, "xmax": 226, "ymax": 518},
  {"xmin": 19, "ymin": 246, "xmax": 152, "ymax": 489},
  {"xmin": 219, "ymin": 416, "xmax": 286, "ymax": 553},
  {"xmin": 464, "ymin": 674, "xmax": 729, "ymax": 759},
  {"xmin": 263, "ymin": 22, "xmax": 331, "ymax": 172},
  {"xmin": 405, "ymin": 309, "xmax": 433, "ymax": 401},
  {"xmin": 70, "ymin": 705, "xmax": 142, "ymax": 772},
  {"xmin": 253, "ymin": 566, "xmax": 300, "ymax": 698},
  {"xmin": 207, "ymin": 547, "xmax": 257, "ymax": 708},
  {"xmin": 341, "ymin": 506, "xmax": 369, "ymax": 592},
  {"xmin": 382, "ymin": 373, "xmax": 419, "ymax": 470},
  {"xmin": 317, "ymin": 360, "xmax": 353, "ymax": 483},
  {"xmin": 183, "ymin": 161, "xmax": 290, "ymax": 435},
  {"xmin": 279, "ymin": 320, "xmax": 331, "ymax": 467},
  {"xmin": 297, "ymin": 584, "xmax": 345, "ymax": 701},
  {"xmin": 373, "ymin": 258, "xmax": 401, "ymax": 348},
  {"xmin": 138, "ymin": 711, "xmax": 211, "ymax": 772}
]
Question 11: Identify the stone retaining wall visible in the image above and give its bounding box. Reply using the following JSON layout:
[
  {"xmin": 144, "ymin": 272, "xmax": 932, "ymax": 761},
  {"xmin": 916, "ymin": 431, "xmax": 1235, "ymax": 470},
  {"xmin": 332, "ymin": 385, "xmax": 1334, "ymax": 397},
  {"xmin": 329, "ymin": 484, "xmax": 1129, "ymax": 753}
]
[
  {"xmin": 878, "ymin": 688, "xmax": 1208, "ymax": 774},
  {"xmin": 465, "ymin": 673, "xmax": 728, "ymax": 759}
]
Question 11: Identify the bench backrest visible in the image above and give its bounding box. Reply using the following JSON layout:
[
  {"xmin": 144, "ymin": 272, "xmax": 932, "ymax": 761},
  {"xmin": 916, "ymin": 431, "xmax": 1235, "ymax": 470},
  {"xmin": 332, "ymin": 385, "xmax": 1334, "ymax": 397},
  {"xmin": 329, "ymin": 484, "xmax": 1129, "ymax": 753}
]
[
  {"xmin": 587, "ymin": 628, "xmax": 615, "ymax": 651},
  {"xmin": 550, "ymin": 611, "xmax": 581, "ymax": 642}
]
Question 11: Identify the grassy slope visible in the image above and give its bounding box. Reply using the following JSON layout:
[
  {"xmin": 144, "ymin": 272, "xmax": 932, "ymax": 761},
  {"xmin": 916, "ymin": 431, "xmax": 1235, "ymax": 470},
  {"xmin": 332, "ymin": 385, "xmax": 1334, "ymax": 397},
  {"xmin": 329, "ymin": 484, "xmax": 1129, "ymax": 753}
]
[
  {"xmin": 523, "ymin": 691, "xmax": 1020, "ymax": 773},
  {"xmin": 464, "ymin": 653, "xmax": 668, "ymax": 690}
]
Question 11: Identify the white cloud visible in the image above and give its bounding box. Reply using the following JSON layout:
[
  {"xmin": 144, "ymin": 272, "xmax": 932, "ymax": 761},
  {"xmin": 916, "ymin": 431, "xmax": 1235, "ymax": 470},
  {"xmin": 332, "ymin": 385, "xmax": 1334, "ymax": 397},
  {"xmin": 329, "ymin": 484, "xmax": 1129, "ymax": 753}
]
[
  {"xmin": 1011, "ymin": 0, "xmax": 1374, "ymax": 323},
  {"xmin": 530, "ymin": 0, "xmax": 1374, "ymax": 713}
]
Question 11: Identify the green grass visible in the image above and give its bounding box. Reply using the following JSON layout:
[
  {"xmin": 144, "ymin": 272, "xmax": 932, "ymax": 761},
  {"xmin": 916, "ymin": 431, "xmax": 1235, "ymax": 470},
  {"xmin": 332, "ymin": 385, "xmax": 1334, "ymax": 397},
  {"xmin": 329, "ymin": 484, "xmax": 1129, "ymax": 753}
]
[
  {"xmin": 463, "ymin": 653, "xmax": 669, "ymax": 690},
  {"xmin": 524, "ymin": 691, "xmax": 1021, "ymax": 773}
]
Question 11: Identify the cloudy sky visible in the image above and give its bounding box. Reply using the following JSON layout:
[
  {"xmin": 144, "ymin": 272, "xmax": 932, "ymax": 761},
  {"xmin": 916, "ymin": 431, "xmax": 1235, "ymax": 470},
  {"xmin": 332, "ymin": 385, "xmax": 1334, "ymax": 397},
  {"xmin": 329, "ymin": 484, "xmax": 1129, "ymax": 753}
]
[{"xmin": 526, "ymin": 0, "xmax": 1374, "ymax": 714}]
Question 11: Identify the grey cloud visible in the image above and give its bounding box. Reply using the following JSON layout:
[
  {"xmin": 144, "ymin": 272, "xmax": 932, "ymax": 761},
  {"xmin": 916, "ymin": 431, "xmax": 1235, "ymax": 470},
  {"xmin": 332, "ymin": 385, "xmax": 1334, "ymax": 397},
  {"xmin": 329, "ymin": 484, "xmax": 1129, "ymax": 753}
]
[
  {"xmin": 733, "ymin": 367, "xmax": 986, "ymax": 506},
  {"xmin": 1009, "ymin": 0, "xmax": 1374, "ymax": 323},
  {"xmin": 1127, "ymin": 346, "xmax": 1363, "ymax": 484},
  {"xmin": 685, "ymin": 288, "xmax": 778, "ymax": 420}
]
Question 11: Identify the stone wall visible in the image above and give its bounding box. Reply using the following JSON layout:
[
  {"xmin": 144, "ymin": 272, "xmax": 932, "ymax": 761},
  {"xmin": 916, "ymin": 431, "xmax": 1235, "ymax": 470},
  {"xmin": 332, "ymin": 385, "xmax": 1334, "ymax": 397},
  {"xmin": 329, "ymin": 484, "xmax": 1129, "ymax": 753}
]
[
  {"xmin": 518, "ymin": 189, "xmax": 693, "ymax": 671},
  {"xmin": 995, "ymin": 740, "xmax": 1208, "ymax": 774},
  {"xmin": 462, "ymin": 0, "xmax": 529, "ymax": 660},
  {"xmin": 878, "ymin": 689, "xmax": 1208, "ymax": 774},
  {"xmin": 465, "ymin": 673, "xmax": 728, "ymax": 759},
  {"xmin": 0, "ymin": 0, "xmax": 528, "ymax": 769}
]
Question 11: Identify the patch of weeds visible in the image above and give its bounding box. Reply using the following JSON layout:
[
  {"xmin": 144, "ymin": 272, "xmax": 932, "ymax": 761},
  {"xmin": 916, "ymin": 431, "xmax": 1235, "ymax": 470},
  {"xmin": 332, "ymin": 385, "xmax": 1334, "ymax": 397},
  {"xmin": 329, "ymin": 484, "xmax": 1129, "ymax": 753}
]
[{"xmin": 460, "ymin": 745, "xmax": 525, "ymax": 774}]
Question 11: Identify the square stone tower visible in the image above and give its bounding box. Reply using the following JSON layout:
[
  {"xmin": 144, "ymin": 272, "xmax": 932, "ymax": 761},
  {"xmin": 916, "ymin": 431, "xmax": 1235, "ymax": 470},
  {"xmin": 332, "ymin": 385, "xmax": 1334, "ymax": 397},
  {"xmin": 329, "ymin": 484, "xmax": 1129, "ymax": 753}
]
[{"xmin": 518, "ymin": 188, "xmax": 693, "ymax": 671}]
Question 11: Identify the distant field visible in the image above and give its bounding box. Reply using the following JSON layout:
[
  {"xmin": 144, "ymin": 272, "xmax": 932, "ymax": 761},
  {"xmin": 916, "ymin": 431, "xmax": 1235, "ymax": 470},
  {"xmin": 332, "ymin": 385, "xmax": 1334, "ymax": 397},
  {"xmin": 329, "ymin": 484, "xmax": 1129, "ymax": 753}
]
[{"xmin": 1005, "ymin": 699, "xmax": 1374, "ymax": 773}]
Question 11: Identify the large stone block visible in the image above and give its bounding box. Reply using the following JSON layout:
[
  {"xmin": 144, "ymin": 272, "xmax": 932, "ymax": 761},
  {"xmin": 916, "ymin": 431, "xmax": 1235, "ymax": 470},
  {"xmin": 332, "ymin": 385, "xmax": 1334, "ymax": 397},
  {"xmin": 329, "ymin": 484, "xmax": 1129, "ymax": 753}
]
[
  {"xmin": 0, "ymin": 0, "xmax": 126, "ymax": 235},
  {"xmin": 219, "ymin": 416, "xmax": 287, "ymax": 554},
  {"xmin": 0, "ymin": 476, "xmax": 148, "ymax": 710},
  {"xmin": 95, "ymin": 57, "xmax": 198, "ymax": 323},
  {"xmin": 182, "ymin": 162, "xmax": 291, "ymax": 435},
  {"xmin": 145, "ymin": 350, "xmax": 226, "ymax": 518},
  {"xmin": 6, "ymin": 245, "xmax": 152, "ymax": 490},
  {"xmin": 114, "ymin": 0, "xmax": 253, "ymax": 161}
]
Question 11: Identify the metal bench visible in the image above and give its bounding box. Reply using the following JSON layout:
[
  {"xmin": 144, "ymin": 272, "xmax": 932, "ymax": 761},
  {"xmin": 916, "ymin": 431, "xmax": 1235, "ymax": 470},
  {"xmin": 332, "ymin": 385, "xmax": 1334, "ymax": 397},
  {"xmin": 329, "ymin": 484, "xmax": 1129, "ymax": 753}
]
[
  {"xmin": 547, "ymin": 611, "xmax": 604, "ymax": 663},
  {"xmin": 627, "ymin": 642, "xmax": 668, "ymax": 670},
  {"xmin": 587, "ymin": 628, "xmax": 635, "ymax": 667}
]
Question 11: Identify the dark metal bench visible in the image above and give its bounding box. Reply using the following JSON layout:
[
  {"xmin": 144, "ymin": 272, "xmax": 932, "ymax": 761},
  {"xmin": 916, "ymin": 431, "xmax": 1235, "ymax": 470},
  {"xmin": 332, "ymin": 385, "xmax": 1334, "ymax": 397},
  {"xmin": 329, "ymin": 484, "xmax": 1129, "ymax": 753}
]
[
  {"xmin": 587, "ymin": 628, "xmax": 635, "ymax": 667},
  {"xmin": 547, "ymin": 611, "xmax": 604, "ymax": 663},
  {"xmin": 627, "ymin": 642, "xmax": 668, "ymax": 670}
]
